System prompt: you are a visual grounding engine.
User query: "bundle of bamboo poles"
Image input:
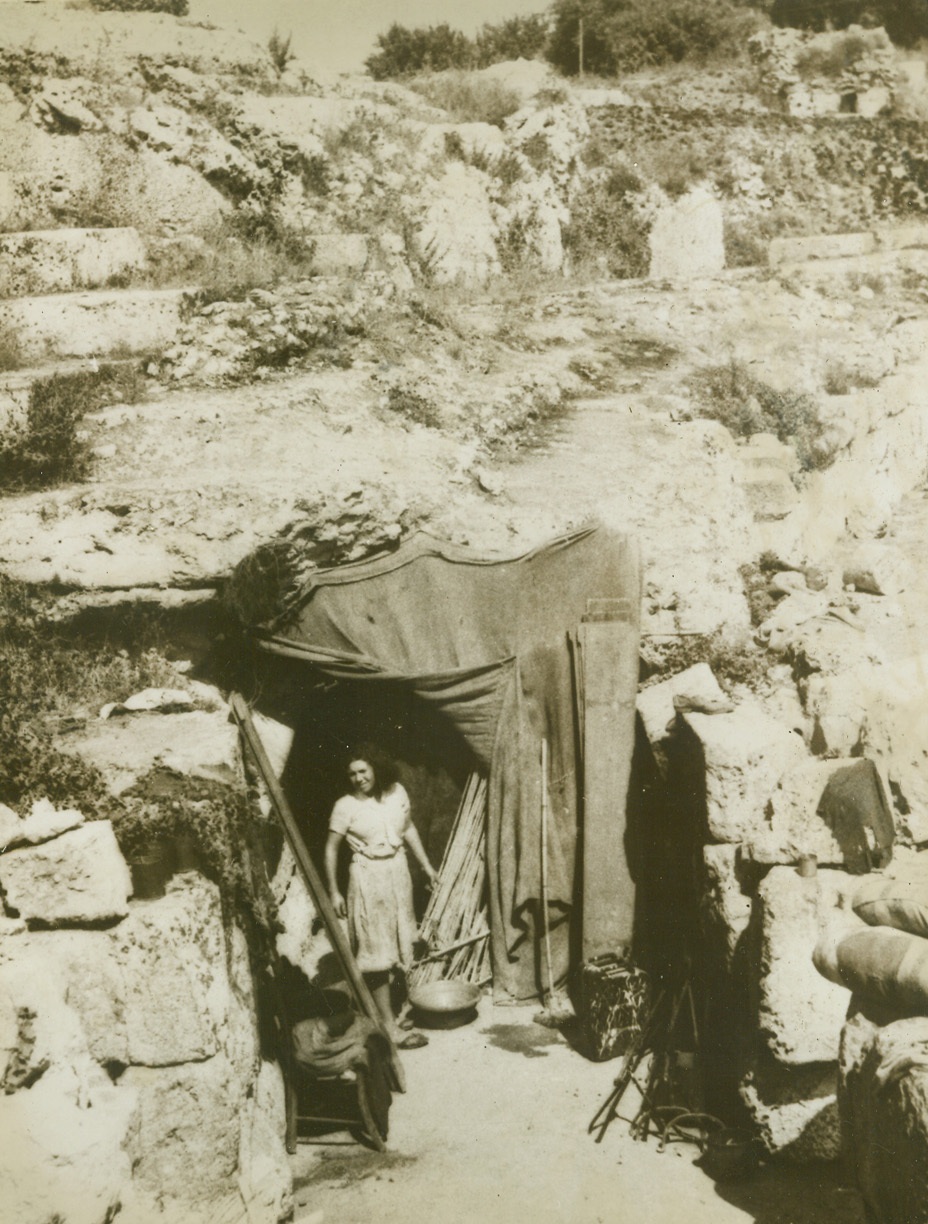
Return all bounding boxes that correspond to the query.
[408,772,491,988]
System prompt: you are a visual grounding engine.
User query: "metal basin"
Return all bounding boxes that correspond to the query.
[408,980,482,1029]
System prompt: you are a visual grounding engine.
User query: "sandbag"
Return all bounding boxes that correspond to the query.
[855,861,928,938]
[837,928,928,1016]
[816,759,894,875]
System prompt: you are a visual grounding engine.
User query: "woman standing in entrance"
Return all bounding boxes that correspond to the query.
[325,745,437,1049]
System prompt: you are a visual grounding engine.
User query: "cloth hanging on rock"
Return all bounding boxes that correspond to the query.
[817,759,894,875]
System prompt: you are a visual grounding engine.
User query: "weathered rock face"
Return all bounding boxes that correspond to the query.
[0,830,291,1224]
[840,1012,928,1224]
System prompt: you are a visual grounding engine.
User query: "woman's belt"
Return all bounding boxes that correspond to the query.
[351,845,404,862]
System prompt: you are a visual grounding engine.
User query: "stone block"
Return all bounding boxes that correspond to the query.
[756,865,856,1065]
[769,231,877,268]
[680,703,807,843]
[702,843,752,970]
[0,1068,137,1224]
[739,464,800,522]
[0,288,187,362]
[309,232,369,276]
[113,878,226,1067]
[0,822,131,925]
[238,1059,293,1224]
[648,187,725,281]
[123,1056,242,1208]
[273,842,330,982]
[0,227,147,297]
[638,663,731,749]
[58,709,241,795]
[805,670,869,757]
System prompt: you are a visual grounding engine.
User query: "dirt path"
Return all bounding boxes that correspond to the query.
[291,1002,865,1224]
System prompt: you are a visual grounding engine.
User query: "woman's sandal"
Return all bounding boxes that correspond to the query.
[397,1015,415,1031]
[398,1031,429,1050]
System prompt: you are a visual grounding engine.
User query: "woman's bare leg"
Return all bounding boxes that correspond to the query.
[365,972,396,1036]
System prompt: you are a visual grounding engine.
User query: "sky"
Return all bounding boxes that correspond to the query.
[190,0,543,75]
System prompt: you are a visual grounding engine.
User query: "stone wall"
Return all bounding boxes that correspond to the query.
[0,807,292,1223]
[641,600,928,1161]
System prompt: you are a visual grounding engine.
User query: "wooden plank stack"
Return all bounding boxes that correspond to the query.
[408,772,491,987]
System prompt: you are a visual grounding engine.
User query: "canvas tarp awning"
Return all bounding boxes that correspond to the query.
[259,523,641,1000]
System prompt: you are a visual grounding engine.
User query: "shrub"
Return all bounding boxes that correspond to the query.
[411,73,522,126]
[475,14,550,66]
[547,0,761,76]
[794,28,876,79]
[90,0,188,12]
[366,14,549,79]
[181,213,316,304]
[562,172,651,278]
[386,383,443,428]
[0,324,25,372]
[268,28,295,74]
[0,574,176,815]
[640,628,770,692]
[0,365,146,493]
[366,23,473,79]
[688,359,829,471]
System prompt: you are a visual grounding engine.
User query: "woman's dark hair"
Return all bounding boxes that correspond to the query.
[347,743,398,799]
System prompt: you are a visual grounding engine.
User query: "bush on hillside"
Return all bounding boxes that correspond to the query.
[562,168,651,277]
[474,15,550,67]
[366,23,473,78]
[365,14,549,79]
[771,0,928,46]
[547,0,762,76]
[411,74,523,126]
[0,365,146,493]
[688,359,831,471]
[90,0,188,12]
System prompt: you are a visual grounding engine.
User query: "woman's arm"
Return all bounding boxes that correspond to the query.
[403,824,438,886]
[325,830,347,918]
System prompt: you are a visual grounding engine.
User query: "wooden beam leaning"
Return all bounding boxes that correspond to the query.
[229,692,406,1095]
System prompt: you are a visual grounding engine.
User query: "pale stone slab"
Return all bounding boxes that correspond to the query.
[0,822,131,925]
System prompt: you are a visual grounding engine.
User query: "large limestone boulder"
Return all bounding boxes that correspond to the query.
[756,866,857,1065]
[122,1056,243,1217]
[677,702,807,843]
[840,1012,928,1224]
[648,186,725,281]
[414,161,501,284]
[0,822,131,925]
